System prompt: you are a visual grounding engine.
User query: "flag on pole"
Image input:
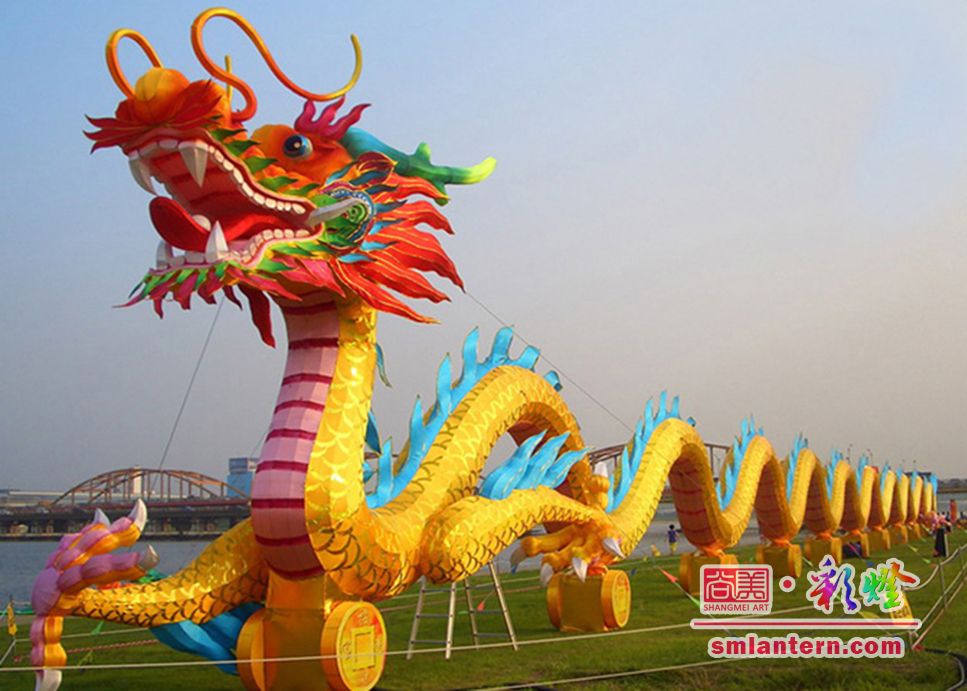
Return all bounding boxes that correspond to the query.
[657,568,701,608]
[6,598,16,637]
[658,568,678,584]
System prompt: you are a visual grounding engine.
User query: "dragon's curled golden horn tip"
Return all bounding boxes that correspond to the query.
[191,6,363,123]
[105,28,164,99]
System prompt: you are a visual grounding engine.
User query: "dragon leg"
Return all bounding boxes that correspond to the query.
[421,474,621,586]
[30,510,267,691]
[30,501,152,691]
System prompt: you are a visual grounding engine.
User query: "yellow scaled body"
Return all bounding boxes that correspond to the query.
[58,304,937,623]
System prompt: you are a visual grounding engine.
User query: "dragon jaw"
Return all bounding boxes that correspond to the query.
[88,67,468,344]
[134,131,321,270]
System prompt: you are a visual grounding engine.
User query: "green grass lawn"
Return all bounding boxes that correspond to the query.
[2,529,965,690]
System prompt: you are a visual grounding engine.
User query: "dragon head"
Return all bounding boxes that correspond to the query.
[87,9,493,345]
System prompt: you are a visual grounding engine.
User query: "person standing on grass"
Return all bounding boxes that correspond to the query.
[667,524,679,555]
[933,513,950,558]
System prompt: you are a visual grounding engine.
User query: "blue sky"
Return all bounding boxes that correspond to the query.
[1,1,966,489]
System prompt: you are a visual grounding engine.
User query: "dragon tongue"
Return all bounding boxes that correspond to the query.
[149,197,209,252]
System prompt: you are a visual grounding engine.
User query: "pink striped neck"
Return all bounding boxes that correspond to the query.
[250,297,340,578]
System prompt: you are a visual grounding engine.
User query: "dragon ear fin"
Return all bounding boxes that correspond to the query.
[238,284,275,347]
[365,410,381,453]
[375,342,391,387]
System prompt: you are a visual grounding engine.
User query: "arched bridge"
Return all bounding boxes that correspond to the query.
[4,446,735,541]
[53,467,246,506]
[1,468,250,540]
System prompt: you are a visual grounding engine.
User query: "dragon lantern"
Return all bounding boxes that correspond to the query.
[29,9,938,691]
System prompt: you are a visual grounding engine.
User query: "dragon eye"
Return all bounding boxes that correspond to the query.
[282,134,313,160]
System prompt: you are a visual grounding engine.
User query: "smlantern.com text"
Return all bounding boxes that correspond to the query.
[708,633,904,659]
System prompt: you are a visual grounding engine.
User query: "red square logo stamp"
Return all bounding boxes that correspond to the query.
[700,564,773,614]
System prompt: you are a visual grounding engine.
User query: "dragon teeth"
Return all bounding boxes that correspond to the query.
[155,241,174,269]
[128,157,156,195]
[128,135,321,267]
[205,221,229,262]
[178,141,208,187]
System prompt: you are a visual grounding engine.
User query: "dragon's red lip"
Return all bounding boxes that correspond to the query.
[149,197,208,251]
[148,197,300,252]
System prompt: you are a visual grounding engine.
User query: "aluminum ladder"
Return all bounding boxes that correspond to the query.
[406,563,518,660]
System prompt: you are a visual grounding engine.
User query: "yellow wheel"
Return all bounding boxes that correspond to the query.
[678,553,693,593]
[601,569,631,630]
[545,573,564,629]
[236,608,266,691]
[787,544,802,578]
[321,601,387,691]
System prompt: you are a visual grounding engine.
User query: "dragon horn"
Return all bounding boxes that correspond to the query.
[105,29,163,99]
[191,8,362,122]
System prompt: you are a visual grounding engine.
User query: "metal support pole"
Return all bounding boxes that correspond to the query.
[444,582,457,660]
[406,578,426,660]
[463,580,480,649]
[489,562,519,651]
[937,557,948,611]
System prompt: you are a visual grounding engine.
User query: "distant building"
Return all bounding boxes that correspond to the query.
[226,457,257,498]
[0,489,63,507]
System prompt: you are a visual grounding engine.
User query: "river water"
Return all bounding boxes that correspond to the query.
[1,502,763,606]
[1,540,212,605]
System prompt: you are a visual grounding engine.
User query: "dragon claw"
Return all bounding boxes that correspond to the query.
[603,536,625,560]
[30,499,151,683]
[540,562,554,588]
[128,498,148,532]
[571,556,588,582]
[593,462,609,478]
[34,669,61,691]
[139,545,160,571]
[509,544,527,570]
